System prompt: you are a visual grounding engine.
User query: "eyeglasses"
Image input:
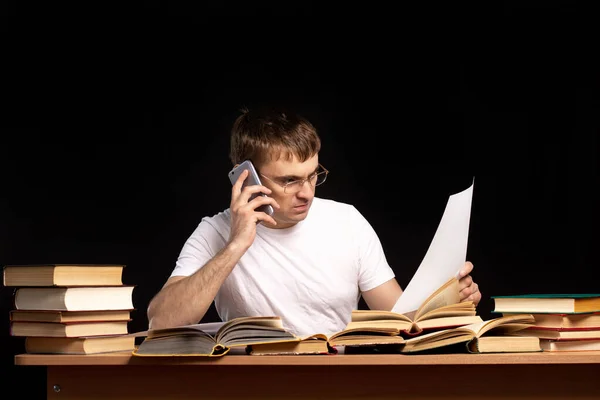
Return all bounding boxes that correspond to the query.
[260,164,329,194]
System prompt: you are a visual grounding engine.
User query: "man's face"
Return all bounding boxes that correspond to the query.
[257,154,320,229]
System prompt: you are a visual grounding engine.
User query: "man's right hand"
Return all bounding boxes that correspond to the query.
[228,169,279,251]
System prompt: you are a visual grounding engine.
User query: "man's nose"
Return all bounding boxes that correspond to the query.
[296,179,314,197]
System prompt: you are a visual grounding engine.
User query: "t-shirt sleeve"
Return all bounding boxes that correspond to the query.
[354,210,396,292]
[170,220,225,278]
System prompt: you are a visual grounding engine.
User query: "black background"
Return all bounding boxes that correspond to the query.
[2,1,598,396]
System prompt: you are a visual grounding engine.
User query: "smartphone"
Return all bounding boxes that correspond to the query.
[228,160,275,216]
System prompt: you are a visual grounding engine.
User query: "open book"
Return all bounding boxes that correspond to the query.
[399,313,540,353]
[249,277,480,354]
[132,316,299,357]
[347,277,481,337]
[248,327,408,355]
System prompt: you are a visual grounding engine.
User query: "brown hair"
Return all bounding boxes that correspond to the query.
[229,106,321,167]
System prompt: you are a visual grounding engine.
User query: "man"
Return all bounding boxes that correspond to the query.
[147,107,481,336]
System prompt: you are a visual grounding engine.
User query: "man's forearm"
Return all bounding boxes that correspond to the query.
[147,243,245,329]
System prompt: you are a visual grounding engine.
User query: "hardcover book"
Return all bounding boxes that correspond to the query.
[132,316,299,357]
[492,294,600,314]
[3,264,125,286]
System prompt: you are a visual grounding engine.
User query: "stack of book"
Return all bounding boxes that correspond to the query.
[492,293,600,352]
[3,263,136,354]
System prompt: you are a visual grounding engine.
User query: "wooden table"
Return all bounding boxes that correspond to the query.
[15,351,600,399]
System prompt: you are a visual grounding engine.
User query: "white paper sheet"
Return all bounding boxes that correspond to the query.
[391,180,474,314]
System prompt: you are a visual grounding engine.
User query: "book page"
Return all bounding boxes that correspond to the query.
[392,180,474,314]
[344,319,413,331]
[476,314,535,337]
[414,277,461,320]
[416,315,483,330]
[217,316,290,344]
[402,323,479,347]
[416,301,476,321]
[350,309,412,322]
[407,316,529,347]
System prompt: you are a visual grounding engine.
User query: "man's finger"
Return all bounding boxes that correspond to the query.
[458,261,474,278]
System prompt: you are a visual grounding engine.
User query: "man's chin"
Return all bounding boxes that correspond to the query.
[284,212,308,223]
[272,210,309,228]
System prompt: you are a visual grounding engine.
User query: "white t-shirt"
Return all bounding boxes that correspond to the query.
[170,197,396,337]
